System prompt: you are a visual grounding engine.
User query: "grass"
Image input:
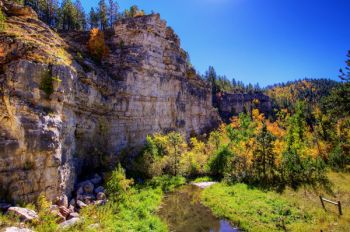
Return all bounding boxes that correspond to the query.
[65,187,167,232]
[201,171,350,232]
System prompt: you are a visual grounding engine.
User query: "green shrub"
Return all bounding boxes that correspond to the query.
[208,145,233,179]
[40,71,61,97]
[106,163,134,200]
[0,8,6,32]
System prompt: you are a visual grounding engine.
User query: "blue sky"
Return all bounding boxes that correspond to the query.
[83,0,350,86]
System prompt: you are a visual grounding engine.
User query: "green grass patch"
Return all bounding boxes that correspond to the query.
[201,172,350,231]
[201,183,310,232]
[66,187,167,232]
[192,176,214,183]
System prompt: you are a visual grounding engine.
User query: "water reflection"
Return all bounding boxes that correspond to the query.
[158,185,239,232]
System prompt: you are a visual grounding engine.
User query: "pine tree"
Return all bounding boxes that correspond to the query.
[253,124,276,184]
[75,0,86,30]
[108,0,118,28]
[61,0,78,30]
[89,7,99,29]
[339,50,350,82]
[98,0,108,30]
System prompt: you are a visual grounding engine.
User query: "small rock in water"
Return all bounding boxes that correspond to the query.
[7,207,39,222]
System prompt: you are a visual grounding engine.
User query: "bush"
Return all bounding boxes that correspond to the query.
[208,146,233,179]
[0,9,5,32]
[106,164,134,200]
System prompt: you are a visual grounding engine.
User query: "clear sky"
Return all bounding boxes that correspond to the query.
[83,0,350,86]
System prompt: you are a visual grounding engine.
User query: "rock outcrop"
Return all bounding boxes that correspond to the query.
[215,92,272,122]
[0,4,219,203]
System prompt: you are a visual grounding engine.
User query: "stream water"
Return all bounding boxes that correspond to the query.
[158,184,239,232]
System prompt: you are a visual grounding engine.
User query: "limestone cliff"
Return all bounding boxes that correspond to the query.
[0,4,219,203]
[214,92,272,122]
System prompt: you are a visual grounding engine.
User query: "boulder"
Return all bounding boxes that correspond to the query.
[94,186,105,194]
[55,194,68,208]
[69,198,76,207]
[96,192,106,201]
[3,2,38,18]
[76,187,84,196]
[94,200,106,206]
[59,217,80,229]
[67,212,80,220]
[90,174,102,185]
[68,204,75,213]
[7,207,38,222]
[0,203,12,212]
[80,181,94,194]
[59,206,70,219]
[49,205,65,222]
[3,227,34,232]
[76,200,87,209]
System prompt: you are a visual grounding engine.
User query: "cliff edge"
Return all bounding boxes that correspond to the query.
[0,4,219,203]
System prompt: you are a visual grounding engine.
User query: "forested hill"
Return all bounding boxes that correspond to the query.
[265,78,339,111]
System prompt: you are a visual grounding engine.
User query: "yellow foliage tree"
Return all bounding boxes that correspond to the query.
[87,28,109,62]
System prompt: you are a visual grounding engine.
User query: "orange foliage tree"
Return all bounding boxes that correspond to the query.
[87,28,109,62]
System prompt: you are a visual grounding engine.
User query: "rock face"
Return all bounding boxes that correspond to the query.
[0,7,219,203]
[215,92,272,122]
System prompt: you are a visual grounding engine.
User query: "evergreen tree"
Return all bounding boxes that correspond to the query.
[98,0,108,30]
[74,0,86,30]
[89,7,99,29]
[339,50,350,82]
[253,124,277,184]
[108,0,118,27]
[61,0,78,30]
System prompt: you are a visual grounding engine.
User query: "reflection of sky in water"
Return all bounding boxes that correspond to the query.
[158,185,240,232]
[217,220,239,232]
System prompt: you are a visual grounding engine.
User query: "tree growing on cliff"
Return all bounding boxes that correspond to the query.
[88,7,99,29]
[98,0,108,30]
[0,8,5,32]
[87,28,109,62]
[74,0,86,30]
[108,0,119,27]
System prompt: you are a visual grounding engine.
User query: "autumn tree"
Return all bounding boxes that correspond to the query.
[87,28,109,62]
[167,132,187,176]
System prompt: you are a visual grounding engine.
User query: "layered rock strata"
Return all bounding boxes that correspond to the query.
[0,6,219,203]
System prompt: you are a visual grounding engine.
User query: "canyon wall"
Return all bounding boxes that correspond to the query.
[215,92,272,122]
[0,7,219,203]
